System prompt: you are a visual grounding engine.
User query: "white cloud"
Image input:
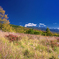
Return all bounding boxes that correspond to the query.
[39,23,46,27]
[57,28,59,30]
[52,27,59,29]
[25,23,37,27]
[47,27,59,30]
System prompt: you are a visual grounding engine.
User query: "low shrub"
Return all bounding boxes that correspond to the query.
[26,29,34,34]
[42,32,47,36]
[50,40,58,50]
[5,34,19,42]
[34,31,41,35]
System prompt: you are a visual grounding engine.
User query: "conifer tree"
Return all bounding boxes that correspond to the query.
[46,27,50,33]
[0,6,10,30]
[46,27,53,36]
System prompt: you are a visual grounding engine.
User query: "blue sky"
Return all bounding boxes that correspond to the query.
[0,0,59,29]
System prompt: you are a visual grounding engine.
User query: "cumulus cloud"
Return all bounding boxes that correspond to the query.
[25,23,37,27]
[39,23,46,27]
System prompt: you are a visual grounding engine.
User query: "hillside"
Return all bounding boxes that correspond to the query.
[10,24,59,34]
[10,24,29,33]
[0,31,59,59]
[8,24,59,37]
[0,24,59,59]
[0,30,59,59]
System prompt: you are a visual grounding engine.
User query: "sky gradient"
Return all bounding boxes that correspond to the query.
[0,0,59,29]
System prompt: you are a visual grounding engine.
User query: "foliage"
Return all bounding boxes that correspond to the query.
[26,29,43,35]
[46,27,53,36]
[53,33,59,37]
[10,24,28,33]
[25,27,54,36]
[42,32,47,36]
[26,29,34,34]
[0,6,16,32]
[47,32,53,36]
[5,34,19,42]
[2,24,14,32]
[46,27,50,33]
[34,30,42,35]
[0,6,10,30]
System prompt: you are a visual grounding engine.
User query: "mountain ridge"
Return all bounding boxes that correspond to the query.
[27,26,59,33]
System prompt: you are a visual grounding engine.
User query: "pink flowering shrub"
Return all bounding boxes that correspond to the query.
[5,34,19,42]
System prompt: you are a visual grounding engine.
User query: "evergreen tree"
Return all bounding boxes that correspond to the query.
[46,27,50,33]
[46,27,53,36]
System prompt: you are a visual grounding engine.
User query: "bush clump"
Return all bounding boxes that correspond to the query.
[50,40,58,50]
[5,34,19,42]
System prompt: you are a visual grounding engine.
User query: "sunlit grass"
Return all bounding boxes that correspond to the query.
[0,35,59,59]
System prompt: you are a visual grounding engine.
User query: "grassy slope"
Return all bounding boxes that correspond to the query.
[10,24,45,36]
[10,24,29,33]
[10,24,59,37]
[0,31,59,59]
[0,24,59,59]
[10,24,42,31]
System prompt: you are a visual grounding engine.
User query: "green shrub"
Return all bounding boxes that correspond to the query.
[42,32,47,36]
[46,32,53,36]
[34,31,40,35]
[26,29,34,34]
